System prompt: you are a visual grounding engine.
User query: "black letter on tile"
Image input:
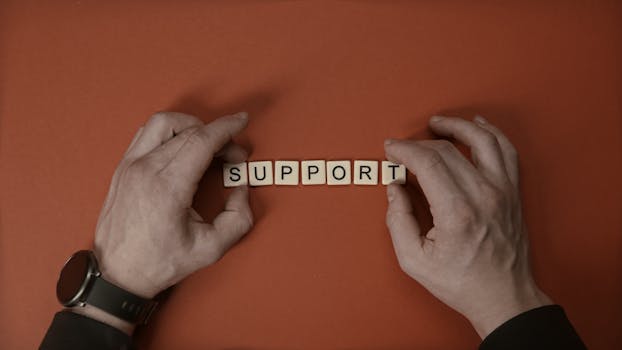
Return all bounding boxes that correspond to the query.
[359,166,372,180]
[388,164,399,179]
[229,167,241,182]
[254,166,267,181]
[281,165,293,180]
[332,166,346,180]
[308,165,319,180]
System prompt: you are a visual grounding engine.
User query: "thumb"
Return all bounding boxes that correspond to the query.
[213,186,254,248]
[192,186,254,265]
[386,184,424,274]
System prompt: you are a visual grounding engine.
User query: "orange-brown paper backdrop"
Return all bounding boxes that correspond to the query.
[1,1,621,349]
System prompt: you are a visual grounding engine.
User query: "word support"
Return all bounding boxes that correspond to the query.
[223,160,406,187]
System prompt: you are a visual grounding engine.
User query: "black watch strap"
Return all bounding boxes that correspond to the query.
[86,277,158,325]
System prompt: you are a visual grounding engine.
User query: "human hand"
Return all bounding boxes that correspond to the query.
[384,115,552,339]
[78,112,253,332]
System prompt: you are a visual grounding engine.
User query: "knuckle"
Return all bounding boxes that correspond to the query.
[190,127,214,147]
[244,211,254,230]
[435,140,454,153]
[420,149,444,170]
[479,131,500,150]
[126,158,155,179]
[234,211,254,234]
[201,125,219,141]
[450,197,477,227]
[121,159,163,194]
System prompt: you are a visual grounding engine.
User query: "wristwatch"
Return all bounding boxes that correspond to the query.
[56,250,158,325]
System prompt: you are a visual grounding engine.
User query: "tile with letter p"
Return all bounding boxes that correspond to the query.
[275,160,299,185]
[301,160,326,185]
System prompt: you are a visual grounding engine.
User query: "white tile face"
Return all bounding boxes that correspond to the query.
[223,162,248,187]
[275,160,299,185]
[382,161,406,185]
[248,161,273,186]
[326,160,351,185]
[301,160,326,185]
[354,160,378,185]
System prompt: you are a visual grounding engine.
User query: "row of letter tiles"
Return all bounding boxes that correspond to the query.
[224,161,406,187]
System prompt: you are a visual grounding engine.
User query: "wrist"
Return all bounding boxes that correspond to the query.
[57,250,160,329]
[94,249,163,299]
[468,284,553,339]
[98,265,160,300]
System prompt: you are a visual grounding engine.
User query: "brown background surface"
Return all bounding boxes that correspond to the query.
[1,1,621,349]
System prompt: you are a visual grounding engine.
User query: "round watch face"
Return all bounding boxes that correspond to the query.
[56,250,95,306]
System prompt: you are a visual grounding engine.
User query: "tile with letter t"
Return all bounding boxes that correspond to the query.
[326,160,351,185]
[248,161,273,186]
[223,162,248,187]
[354,160,378,185]
[301,160,326,185]
[275,160,299,185]
[382,161,406,185]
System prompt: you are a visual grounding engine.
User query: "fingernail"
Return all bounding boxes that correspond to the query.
[474,115,487,124]
[430,115,444,123]
[384,138,396,146]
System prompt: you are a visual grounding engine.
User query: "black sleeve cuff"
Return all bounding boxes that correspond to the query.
[479,305,586,350]
[40,311,134,350]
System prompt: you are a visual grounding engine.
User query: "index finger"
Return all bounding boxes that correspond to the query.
[428,116,508,185]
[155,112,249,195]
[126,112,203,159]
[385,139,466,218]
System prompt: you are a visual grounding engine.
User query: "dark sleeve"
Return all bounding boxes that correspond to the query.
[479,305,586,350]
[40,311,135,350]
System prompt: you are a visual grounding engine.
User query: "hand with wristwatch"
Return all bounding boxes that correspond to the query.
[54,111,253,334]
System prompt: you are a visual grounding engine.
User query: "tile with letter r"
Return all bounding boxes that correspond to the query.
[354,160,378,185]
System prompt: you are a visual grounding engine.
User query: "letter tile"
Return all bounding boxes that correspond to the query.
[301,160,326,185]
[223,162,248,187]
[354,160,378,185]
[326,160,351,185]
[248,161,273,186]
[381,161,406,185]
[275,160,299,185]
